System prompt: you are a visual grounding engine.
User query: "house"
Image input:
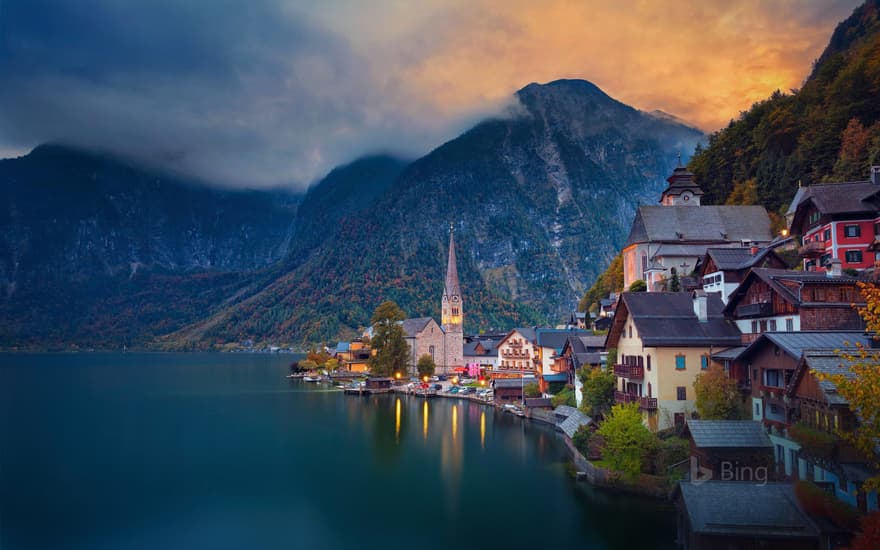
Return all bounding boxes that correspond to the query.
[622,163,773,291]
[534,328,590,392]
[729,331,870,480]
[335,340,372,372]
[787,350,879,512]
[495,328,538,375]
[675,482,820,550]
[787,167,880,272]
[684,420,774,483]
[606,291,742,431]
[492,378,525,404]
[463,339,499,372]
[697,246,788,303]
[364,377,393,393]
[723,266,867,344]
[558,335,605,406]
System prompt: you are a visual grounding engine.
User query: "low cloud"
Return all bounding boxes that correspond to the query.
[0,0,861,188]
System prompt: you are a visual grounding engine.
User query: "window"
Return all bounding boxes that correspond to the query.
[676,386,687,400]
[768,319,777,331]
[820,253,831,267]
[675,355,686,370]
[765,369,782,388]
[646,355,651,371]
[429,345,435,361]
[844,225,861,238]
[641,253,648,278]
[751,320,758,333]
[628,325,632,338]
[786,318,794,331]
[823,229,831,241]
[754,402,760,416]
[845,250,863,263]
[700,355,709,370]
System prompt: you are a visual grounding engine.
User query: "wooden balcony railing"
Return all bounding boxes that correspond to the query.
[735,302,773,318]
[613,364,644,378]
[798,240,825,258]
[614,391,639,405]
[639,397,658,410]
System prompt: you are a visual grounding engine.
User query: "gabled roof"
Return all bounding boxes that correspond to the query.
[724,268,867,313]
[401,317,438,337]
[535,328,589,352]
[463,339,497,357]
[677,482,818,539]
[702,247,784,272]
[790,350,864,406]
[554,405,594,438]
[789,180,879,230]
[493,378,526,389]
[498,327,538,347]
[737,331,870,362]
[659,165,703,199]
[625,205,772,247]
[607,292,741,348]
[686,420,772,448]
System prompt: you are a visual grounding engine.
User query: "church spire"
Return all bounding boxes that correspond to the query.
[441,224,462,330]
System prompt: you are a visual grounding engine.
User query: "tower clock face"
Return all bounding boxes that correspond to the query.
[682,192,691,202]
[452,296,459,303]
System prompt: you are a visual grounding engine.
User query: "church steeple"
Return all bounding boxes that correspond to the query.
[441,225,463,330]
[659,158,703,206]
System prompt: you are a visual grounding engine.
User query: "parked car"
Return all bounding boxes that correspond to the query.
[433,384,442,391]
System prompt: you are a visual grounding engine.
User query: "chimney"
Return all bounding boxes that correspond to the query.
[693,290,708,322]
[872,165,880,186]
[826,258,842,278]
[750,246,759,256]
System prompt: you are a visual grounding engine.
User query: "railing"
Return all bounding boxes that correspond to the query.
[798,240,825,258]
[501,350,530,359]
[614,391,639,404]
[735,302,773,318]
[613,364,644,378]
[639,397,658,410]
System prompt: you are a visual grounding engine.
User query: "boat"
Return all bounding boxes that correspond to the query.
[303,375,320,382]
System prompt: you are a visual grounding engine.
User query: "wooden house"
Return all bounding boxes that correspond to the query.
[697,246,787,303]
[684,420,774,483]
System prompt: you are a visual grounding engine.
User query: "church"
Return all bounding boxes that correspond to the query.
[622,163,773,291]
[401,227,464,375]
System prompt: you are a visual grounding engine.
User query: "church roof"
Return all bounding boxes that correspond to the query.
[401,317,437,337]
[625,205,772,247]
[444,229,461,298]
[659,165,703,199]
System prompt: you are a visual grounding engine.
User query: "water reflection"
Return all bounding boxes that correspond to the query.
[451,404,458,441]
[423,399,429,441]
[395,398,401,443]
[480,410,486,450]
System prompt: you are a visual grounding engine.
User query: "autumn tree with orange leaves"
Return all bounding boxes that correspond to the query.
[816,281,880,492]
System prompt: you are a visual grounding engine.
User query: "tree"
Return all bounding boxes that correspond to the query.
[597,403,655,478]
[324,358,339,372]
[693,364,740,419]
[299,359,318,371]
[524,382,541,398]
[369,301,409,377]
[416,354,436,379]
[815,281,880,492]
[628,280,647,292]
[579,366,616,416]
[667,268,681,292]
[848,512,880,550]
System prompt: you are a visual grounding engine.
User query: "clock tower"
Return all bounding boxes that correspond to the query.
[441,225,464,372]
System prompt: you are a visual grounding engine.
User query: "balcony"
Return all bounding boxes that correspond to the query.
[613,364,644,378]
[614,391,639,404]
[639,397,658,410]
[735,301,773,318]
[501,350,530,359]
[798,240,825,258]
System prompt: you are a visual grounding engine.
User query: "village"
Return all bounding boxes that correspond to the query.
[290,163,880,549]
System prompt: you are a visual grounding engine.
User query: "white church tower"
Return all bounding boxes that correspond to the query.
[441,225,464,372]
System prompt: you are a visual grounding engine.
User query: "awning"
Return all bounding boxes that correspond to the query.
[541,373,568,382]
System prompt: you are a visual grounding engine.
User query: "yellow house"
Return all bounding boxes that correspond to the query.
[605,291,741,431]
[335,340,372,373]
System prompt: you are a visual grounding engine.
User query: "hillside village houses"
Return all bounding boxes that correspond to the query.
[329,163,880,523]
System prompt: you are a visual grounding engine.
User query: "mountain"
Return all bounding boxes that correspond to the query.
[0,145,302,348]
[163,79,703,347]
[689,0,880,212]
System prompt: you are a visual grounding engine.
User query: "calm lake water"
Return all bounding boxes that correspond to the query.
[1,353,674,549]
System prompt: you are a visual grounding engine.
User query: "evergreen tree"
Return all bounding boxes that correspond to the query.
[369,301,409,377]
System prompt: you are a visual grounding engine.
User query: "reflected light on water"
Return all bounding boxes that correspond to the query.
[423,399,429,441]
[452,404,458,441]
[480,410,485,450]
[395,398,401,442]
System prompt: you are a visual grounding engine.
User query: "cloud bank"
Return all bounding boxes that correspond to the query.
[0,0,861,187]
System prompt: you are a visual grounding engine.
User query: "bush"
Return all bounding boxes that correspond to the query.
[552,386,576,407]
[849,512,880,550]
[524,382,541,398]
[794,480,860,530]
[597,403,656,479]
[572,425,591,457]
[649,437,690,475]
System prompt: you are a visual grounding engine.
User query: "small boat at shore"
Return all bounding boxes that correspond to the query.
[303,375,320,382]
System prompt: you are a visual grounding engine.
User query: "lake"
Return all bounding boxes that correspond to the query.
[0,353,674,549]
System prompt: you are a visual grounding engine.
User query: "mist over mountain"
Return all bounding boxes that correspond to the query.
[1,79,702,349]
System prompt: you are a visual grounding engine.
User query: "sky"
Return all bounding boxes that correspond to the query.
[0,0,864,188]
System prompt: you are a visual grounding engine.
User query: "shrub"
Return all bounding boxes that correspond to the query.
[552,386,576,407]
[789,423,837,460]
[794,480,860,531]
[572,425,591,457]
[524,382,541,398]
[597,403,656,479]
